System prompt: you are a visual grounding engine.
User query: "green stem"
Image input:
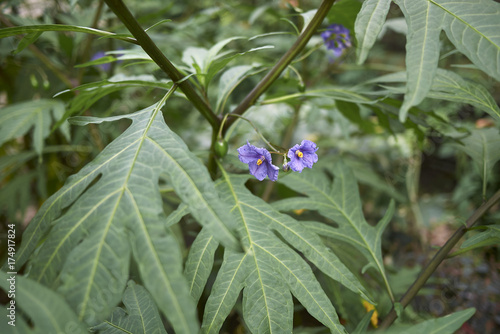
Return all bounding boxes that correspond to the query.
[380,188,500,329]
[103,0,219,129]
[77,0,105,84]
[224,0,336,132]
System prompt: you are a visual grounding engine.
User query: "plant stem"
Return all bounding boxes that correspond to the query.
[223,0,336,132]
[380,188,500,329]
[77,0,105,84]
[103,0,219,129]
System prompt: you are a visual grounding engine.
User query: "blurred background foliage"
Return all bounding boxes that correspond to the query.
[0,0,499,332]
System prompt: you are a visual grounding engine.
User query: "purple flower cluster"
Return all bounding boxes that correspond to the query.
[321,24,351,58]
[238,140,318,181]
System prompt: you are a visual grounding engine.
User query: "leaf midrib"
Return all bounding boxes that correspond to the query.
[219,170,274,332]
[79,94,166,321]
[126,187,189,333]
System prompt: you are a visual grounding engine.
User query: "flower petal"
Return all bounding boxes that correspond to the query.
[249,162,268,181]
[267,163,280,181]
[288,156,304,172]
[300,140,318,152]
[238,142,260,164]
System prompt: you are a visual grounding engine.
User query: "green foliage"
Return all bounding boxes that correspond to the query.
[380,308,475,334]
[0,24,137,45]
[200,167,373,333]
[92,280,167,334]
[0,270,87,334]
[273,162,395,300]
[1,0,499,333]
[0,99,69,157]
[459,225,500,253]
[452,128,500,196]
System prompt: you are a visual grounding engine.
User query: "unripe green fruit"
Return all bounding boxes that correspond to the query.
[214,139,228,158]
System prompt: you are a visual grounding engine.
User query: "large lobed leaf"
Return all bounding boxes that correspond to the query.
[394,0,445,121]
[273,161,395,301]
[198,166,374,334]
[361,0,500,120]
[438,0,500,82]
[8,92,239,333]
[369,69,500,122]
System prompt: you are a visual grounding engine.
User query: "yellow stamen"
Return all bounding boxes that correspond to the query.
[257,159,263,166]
[296,150,303,158]
[257,156,265,166]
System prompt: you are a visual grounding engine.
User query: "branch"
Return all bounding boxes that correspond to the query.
[380,188,500,329]
[103,0,219,129]
[223,0,336,132]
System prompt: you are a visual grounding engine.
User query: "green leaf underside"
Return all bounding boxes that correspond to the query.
[426,70,500,121]
[272,161,394,301]
[395,0,444,121]
[0,271,87,334]
[0,307,33,334]
[11,94,238,332]
[53,75,173,130]
[460,226,500,253]
[355,0,392,65]
[437,0,500,81]
[452,128,500,196]
[370,69,500,121]
[384,308,475,334]
[393,0,500,121]
[92,281,167,334]
[0,99,69,156]
[201,167,371,333]
[184,227,218,304]
[216,65,260,114]
[0,24,137,44]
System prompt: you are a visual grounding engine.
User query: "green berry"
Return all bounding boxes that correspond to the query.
[214,139,228,158]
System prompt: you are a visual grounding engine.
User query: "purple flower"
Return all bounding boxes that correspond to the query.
[90,51,112,71]
[287,140,318,172]
[321,24,351,58]
[238,142,279,181]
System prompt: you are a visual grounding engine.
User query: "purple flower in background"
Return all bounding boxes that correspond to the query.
[238,142,279,181]
[287,140,318,172]
[90,51,112,71]
[321,24,351,58]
